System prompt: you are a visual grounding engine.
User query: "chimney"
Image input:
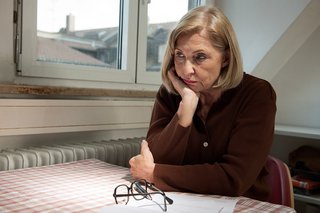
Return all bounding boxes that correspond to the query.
[66,14,75,32]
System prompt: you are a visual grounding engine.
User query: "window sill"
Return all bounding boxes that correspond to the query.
[0,84,157,99]
[275,125,320,140]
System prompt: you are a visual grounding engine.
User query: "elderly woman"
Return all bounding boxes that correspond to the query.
[129,5,276,202]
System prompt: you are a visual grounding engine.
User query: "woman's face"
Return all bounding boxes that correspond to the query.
[173,31,227,93]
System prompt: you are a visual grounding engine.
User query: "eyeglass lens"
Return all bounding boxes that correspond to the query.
[132,180,152,200]
[114,184,130,204]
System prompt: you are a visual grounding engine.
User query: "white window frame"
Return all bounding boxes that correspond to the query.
[16,0,207,86]
[18,0,138,83]
[136,0,208,85]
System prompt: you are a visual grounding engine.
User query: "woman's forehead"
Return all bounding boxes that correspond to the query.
[175,31,211,48]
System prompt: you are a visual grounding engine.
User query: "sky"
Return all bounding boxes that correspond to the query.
[37,0,189,32]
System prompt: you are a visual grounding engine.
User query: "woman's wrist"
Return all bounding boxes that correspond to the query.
[178,115,193,127]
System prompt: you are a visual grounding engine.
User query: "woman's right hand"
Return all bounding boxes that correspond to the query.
[168,69,199,127]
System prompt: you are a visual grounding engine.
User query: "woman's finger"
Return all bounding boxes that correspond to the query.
[168,69,186,95]
[141,140,154,163]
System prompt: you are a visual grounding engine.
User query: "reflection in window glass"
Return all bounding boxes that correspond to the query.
[37,0,120,69]
[146,0,188,72]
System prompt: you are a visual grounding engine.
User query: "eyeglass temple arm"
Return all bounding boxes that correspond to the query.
[164,195,174,204]
[148,183,173,205]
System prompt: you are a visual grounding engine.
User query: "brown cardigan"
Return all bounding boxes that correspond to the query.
[146,73,277,201]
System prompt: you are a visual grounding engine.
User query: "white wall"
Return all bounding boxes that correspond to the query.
[215,0,311,73]
[0,99,153,136]
[272,26,320,129]
[0,99,153,149]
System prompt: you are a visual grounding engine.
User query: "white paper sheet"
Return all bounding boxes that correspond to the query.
[101,192,238,213]
[100,205,159,213]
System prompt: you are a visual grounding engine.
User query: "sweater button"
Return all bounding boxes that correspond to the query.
[203,141,208,147]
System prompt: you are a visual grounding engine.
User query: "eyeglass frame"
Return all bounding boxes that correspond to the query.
[113,179,173,212]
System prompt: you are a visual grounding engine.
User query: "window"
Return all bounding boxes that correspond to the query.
[15,0,205,86]
[137,0,190,84]
[37,0,121,69]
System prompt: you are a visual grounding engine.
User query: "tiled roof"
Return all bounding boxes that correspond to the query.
[37,36,107,66]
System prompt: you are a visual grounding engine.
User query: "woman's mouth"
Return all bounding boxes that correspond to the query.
[183,79,197,86]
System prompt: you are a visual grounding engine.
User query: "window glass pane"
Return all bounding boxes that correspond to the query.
[146,0,189,72]
[37,0,120,69]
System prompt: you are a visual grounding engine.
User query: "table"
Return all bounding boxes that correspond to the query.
[0,159,296,212]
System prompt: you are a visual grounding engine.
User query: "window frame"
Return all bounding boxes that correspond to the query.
[16,0,206,87]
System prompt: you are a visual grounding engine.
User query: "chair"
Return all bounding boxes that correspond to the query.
[265,155,295,208]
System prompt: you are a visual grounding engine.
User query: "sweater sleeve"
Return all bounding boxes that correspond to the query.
[151,80,277,199]
[146,86,193,164]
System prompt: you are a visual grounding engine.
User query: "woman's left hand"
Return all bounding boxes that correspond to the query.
[168,69,200,127]
[129,140,155,182]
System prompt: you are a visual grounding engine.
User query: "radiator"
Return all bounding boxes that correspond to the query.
[0,137,142,171]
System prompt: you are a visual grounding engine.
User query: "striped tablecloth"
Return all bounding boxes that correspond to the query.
[0,159,296,212]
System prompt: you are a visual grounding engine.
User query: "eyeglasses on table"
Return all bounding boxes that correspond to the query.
[113,179,173,212]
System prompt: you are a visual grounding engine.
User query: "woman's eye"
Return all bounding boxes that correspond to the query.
[194,53,207,62]
[175,52,185,61]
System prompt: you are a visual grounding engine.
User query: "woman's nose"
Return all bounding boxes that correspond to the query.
[183,60,195,76]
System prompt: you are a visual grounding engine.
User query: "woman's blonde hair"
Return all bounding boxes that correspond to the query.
[161,6,243,93]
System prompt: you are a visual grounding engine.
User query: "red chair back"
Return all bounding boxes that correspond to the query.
[265,155,294,208]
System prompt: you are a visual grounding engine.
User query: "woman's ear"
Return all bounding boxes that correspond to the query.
[222,49,230,68]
